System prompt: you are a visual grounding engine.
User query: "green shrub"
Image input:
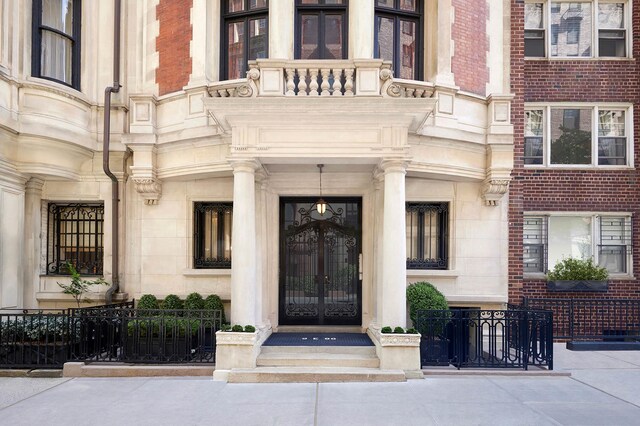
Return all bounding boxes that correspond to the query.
[381,326,393,334]
[547,257,609,281]
[393,326,405,334]
[162,294,183,310]
[184,292,205,310]
[244,325,256,333]
[406,281,449,325]
[137,294,160,311]
[406,328,418,334]
[204,294,226,324]
[221,324,231,332]
[231,324,244,332]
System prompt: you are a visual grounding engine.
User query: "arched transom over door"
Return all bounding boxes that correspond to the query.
[279,198,361,326]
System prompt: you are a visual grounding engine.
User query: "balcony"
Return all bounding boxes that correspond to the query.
[207,59,435,99]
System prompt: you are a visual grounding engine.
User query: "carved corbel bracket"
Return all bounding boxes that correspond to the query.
[132,176,162,206]
[482,179,510,206]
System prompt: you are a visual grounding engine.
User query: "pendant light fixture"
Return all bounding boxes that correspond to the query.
[316,164,327,215]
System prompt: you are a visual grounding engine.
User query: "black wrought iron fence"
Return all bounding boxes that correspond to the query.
[68,309,222,363]
[0,302,222,368]
[415,308,553,370]
[0,309,71,368]
[523,297,640,342]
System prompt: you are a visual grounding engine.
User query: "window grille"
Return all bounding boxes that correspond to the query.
[47,203,104,275]
[194,202,233,269]
[406,202,448,270]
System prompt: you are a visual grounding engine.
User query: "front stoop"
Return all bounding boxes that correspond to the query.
[228,366,406,383]
[228,344,406,383]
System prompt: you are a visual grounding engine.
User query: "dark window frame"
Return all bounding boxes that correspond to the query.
[406,202,449,270]
[46,202,104,276]
[31,0,82,90]
[194,202,233,269]
[221,0,269,80]
[374,0,423,80]
[295,0,349,60]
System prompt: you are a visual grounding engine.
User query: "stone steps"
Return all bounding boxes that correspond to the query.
[257,352,380,368]
[260,345,376,355]
[228,367,406,383]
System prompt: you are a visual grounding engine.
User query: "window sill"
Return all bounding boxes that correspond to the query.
[407,270,459,278]
[182,269,231,277]
[523,165,634,171]
[525,57,635,62]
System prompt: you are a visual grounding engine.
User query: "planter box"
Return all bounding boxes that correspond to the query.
[123,336,197,362]
[547,280,608,292]
[0,342,70,367]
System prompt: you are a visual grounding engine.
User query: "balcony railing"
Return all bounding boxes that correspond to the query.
[208,59,435,99]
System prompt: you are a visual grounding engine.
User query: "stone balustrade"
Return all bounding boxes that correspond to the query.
[207,59,435,99]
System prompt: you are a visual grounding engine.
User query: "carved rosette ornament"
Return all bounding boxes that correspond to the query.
[132,177,162,205]
[482,179,510,206]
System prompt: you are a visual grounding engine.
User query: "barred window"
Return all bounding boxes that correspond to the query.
[406,203,448,270]
[523,214,632,274]
[47,203,104,275]
[194,202,233,269]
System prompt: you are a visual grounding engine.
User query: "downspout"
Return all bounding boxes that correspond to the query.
[103,0,122,304]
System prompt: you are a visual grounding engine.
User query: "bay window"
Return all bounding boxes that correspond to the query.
[32,0,82,89]
[222,0,268,80]
[374,0,422,80]
[295,0,348,60]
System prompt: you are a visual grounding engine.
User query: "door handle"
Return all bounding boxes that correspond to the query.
[359,253,363,280]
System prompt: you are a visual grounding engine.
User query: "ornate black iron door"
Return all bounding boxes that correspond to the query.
[279,198,361,326]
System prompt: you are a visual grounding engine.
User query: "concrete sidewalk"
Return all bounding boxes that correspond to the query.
[1,344,640,425]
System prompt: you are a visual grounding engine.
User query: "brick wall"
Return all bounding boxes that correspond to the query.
[509,1,640,303]
[451,0,488,95]
[156,0,193,96]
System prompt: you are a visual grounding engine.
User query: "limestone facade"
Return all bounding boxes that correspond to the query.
[0,1,513,332]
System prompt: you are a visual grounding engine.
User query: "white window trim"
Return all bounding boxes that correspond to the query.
[524,103,634,169]
[524,211,634,279]
[524,0,632,59]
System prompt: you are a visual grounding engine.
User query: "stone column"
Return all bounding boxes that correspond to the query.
[373,171,384,326]
[23,178,44,309]
[230,160,259,326]
[254,170,268,328]
[380,160,407,328]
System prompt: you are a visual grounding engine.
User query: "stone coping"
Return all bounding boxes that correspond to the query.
[367,327,421,347]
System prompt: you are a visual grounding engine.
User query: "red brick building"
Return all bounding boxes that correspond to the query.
[510,0,640,302]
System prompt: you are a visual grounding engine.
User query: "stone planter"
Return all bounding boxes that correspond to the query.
[547,280,608,292]
[367,327,422,378]
[214,328,271,381]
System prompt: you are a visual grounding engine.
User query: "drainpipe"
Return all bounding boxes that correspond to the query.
[103,0,122,304]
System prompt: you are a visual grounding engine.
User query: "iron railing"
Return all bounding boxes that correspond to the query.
[0,302,222,368]
[69,309,222,364]
[415,308,553,370]
[0,309,72,369]
[523,297,640,342]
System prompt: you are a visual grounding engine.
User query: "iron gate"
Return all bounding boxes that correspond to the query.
[279,198,361,325]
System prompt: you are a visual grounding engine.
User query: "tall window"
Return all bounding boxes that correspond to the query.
[194,202,233,269]
[47,203,103,275]
[523,214,632,274]
[525,1,627,58]
[374,0,422,80]
[222,0,268,80]
[295,0,348,60]
[524,105,631,166]
[32,0,82,89]
[406,203,449,270]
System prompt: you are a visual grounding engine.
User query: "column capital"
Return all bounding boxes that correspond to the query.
[229,159,262,174]
[378,159,408,175]
[25,177,45,193]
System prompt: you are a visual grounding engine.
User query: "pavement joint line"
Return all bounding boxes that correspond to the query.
[313,382,319,426]
[0,377,71,412]
[568,375,640,410]
[598,353,640,368]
